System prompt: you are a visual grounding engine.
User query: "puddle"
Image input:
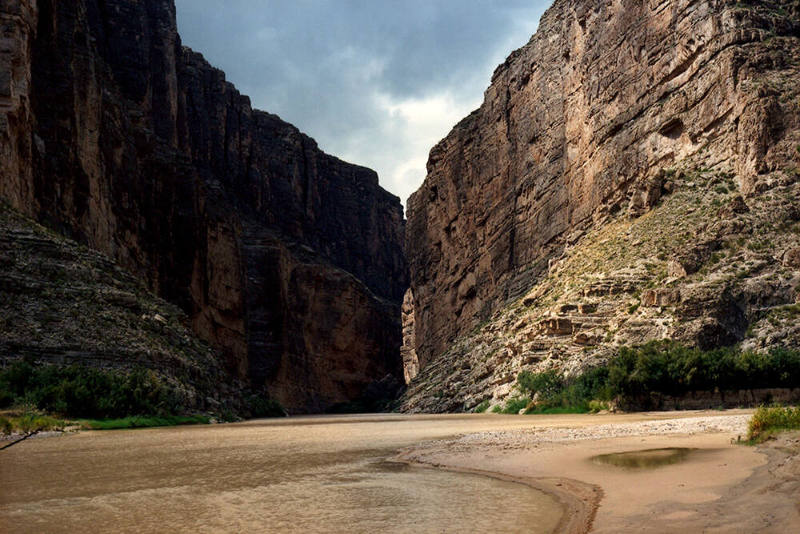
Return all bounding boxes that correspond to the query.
[592,447,695,469]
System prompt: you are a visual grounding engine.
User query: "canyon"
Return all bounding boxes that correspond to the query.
[0,0,406,413]
[402,0,800,411]
[1,0,799,416]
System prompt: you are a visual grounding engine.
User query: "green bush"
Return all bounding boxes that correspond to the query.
[510,341,800,413]
[606,341,800,400]
[474,399,490,413]
[517,366,611,413]
[0,416,13,435]
[0,411,67,434]
[499,397,531,414]
[747,405,800,442]
[0,360,182,419]
[518,370,564,404]
[245,394,286,418]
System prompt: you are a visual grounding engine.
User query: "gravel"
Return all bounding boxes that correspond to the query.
[418,414,751,452]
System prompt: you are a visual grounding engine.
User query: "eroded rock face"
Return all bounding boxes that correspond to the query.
[406,0,800,372]
[0,203,243,414]
[0,0,406,412]
[400,288,419,383]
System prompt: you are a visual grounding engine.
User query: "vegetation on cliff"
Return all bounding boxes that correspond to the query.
[0,359,287,435]
[0,204,289,427]
[405,165,800,413]
[487,341,800,414]
[0,359,183,419]
[1,0,406,414]
[401,0,800,414]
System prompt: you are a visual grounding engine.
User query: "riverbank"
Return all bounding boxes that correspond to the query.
[396,409,800,532]
[0,412,213,445]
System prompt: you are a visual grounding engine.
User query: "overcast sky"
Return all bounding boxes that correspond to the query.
[174,1,550,205]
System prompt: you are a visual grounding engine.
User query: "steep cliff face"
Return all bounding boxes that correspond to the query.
[0,202,241,413]
[0,0,406,413]
[404,0,800,411]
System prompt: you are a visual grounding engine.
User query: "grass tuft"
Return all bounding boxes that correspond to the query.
[0,410,67,435]
[747,405,800,443]
[80,414,210,430]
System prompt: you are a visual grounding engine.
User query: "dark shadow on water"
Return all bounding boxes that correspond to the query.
[592,447,695,469]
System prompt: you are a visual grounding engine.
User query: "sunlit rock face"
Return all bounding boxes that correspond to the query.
[403,0,800,411]
[0,0,407,413]
[401,288,419,383]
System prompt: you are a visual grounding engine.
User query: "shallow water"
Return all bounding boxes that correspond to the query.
[0,414,562,533]
[592,447,695,469]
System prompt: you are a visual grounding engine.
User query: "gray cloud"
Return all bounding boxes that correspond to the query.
[174,0,550,205]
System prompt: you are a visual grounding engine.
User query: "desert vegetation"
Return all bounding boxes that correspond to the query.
[0,410,67,436]
[487,341,800,414]
[747,405,800,443]
[0,359,184,419]
[0,359,287,434]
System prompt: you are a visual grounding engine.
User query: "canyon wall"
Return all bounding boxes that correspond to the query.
[0,0,406,412]
[404,0,800,410]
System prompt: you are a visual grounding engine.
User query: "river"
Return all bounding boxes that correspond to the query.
[1,414,563,533]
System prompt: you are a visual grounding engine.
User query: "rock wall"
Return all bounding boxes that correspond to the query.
[0,203,242,414]
[0,0,406,413]
[405,0,800,371]
[400,288,419,383]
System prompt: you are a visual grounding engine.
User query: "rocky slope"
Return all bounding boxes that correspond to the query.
[0,0,406,412]
[0,202,240,413]
[403,0,800,411]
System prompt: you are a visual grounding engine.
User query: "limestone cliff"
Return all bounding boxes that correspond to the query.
[0,0,406,413]
[403,0,800,411]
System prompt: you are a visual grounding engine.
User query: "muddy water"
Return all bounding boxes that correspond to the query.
[0,414,563,533]
[592,447,695,469]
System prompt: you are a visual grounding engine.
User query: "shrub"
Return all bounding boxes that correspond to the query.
[500,397,531,414]
[588,400,609,413]
[474,399,490,413]
[0,411,67,434]
[0,360,182,419]
[245,394,286,418]
[518,370,564,404]
[606,341,800,398]
[747,405,800,442]
[517,366,611,413]
[0,416,12,435]
[510,342,800,414]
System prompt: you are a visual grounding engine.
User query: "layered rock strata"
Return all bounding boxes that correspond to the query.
[0,0,406,412]
[403,0,800,410]
[0,203,239,412]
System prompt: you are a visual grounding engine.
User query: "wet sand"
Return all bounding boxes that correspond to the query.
[397,409,800,533]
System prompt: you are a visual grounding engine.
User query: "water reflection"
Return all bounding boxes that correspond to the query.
[592,447,694,469]
[1,414,563,533]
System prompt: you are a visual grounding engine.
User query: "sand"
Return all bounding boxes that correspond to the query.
[396,410,800,533]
